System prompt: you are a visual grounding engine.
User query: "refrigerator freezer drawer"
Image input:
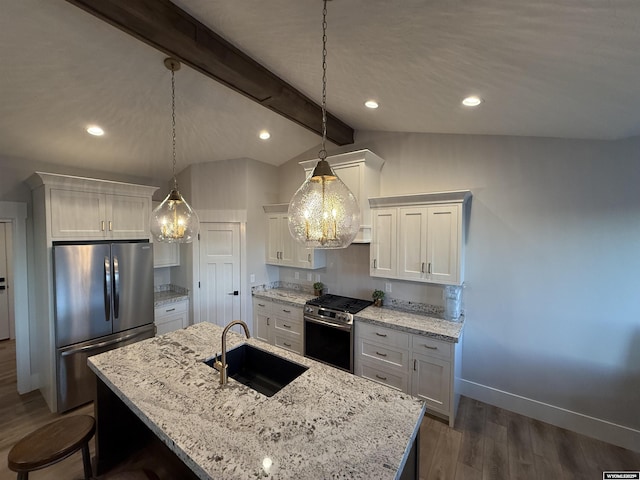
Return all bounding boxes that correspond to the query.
[56,324,154,412]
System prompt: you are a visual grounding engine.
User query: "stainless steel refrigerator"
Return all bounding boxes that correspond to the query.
[53,241,155,412]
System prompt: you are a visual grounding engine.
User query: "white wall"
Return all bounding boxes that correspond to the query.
[279,132,640,447]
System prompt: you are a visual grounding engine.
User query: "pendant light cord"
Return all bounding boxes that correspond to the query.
[171,67,178,190]
[319,0,328,161]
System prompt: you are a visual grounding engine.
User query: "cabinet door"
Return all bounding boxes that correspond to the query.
[398,207,428,280]
[253,300,272,344]
[50,189,107,238]
[266,215,282,264]
[107,194,150,239]
[278,215,296,266]
[426,205,460,285]
[153,241,180,268]
[411,352,451,415]
[370,208,397,278]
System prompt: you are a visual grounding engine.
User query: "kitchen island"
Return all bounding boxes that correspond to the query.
[88,322,426,479]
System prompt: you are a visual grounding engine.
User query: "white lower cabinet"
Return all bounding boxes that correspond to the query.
[154,299,189,336]
[354,321,461,427]
[252,298,303,355]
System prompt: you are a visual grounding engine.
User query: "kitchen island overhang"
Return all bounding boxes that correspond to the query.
[88,322,426,479]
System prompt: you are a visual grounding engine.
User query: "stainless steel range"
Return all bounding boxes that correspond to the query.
[303,294,372,373]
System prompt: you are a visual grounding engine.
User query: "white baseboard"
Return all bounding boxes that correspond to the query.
[459,379,640,452]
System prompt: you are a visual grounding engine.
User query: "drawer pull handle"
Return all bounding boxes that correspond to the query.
[375,332,387,338]
[422,344,438,350]
[267,318,270,326]
[165,308,176,313]
[282,309,291,313]
[373,259,377,269]
[413,359,417,371]
[109,220,113,231]
[375,351,388,357]
[283,324,291,329]
[101,220,105,231]
[428,262,432,274]
[258,303,265,307]
[283,342,292,347]
[421,262,425,273]
[375,374,387,381]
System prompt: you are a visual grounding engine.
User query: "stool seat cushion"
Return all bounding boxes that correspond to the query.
[8,415,96,472]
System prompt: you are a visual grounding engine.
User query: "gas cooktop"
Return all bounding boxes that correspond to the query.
[306,294,373,314]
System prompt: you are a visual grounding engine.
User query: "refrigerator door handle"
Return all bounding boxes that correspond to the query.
[113,255,120,319]
[104,256,111,322]
[60,330,149,357]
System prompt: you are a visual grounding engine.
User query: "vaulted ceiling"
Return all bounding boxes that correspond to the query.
[1,0,639,182]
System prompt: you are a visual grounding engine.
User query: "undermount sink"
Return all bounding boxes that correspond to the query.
[204,344,308,397]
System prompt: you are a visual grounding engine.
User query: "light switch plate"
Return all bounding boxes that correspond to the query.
[385,283,392,293]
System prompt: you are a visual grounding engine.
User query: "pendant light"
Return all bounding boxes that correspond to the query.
[288,0,360,249]
[150,58,199,243]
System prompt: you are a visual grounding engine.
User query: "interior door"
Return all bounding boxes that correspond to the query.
[0,223,10,340]
[199,223,241,329]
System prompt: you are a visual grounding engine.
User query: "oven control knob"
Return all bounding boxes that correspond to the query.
[305,306,313,313]
[336,313,346,321]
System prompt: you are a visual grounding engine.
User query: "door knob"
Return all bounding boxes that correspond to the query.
[227,291,239,296]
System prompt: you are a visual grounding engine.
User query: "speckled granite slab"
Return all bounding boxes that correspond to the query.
[252,288,317,307]
[88,322,425,480]
[154,290,189,307]
[355,306,464,343]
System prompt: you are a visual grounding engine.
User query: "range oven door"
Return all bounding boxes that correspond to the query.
[304,316,353,373]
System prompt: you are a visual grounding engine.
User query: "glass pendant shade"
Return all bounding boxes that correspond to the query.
[288,160,360,249]
[151,188,199,243]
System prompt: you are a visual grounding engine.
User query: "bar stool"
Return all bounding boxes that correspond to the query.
[7,414,95,480]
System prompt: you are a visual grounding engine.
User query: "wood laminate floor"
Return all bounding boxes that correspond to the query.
[2,339,639,479]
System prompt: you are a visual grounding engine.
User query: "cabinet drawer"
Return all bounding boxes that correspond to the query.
[274,333,302,355]
[274,316,302,336]
[253,299,271,315]
[359,339,408,370]
[359,362,408,392]
[357,322,409,349]
[411,335,452,361]
[155,300,187,319]
[272,304,301,322]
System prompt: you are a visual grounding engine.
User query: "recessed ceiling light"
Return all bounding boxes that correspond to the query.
[259,130,271,140]
[86,125,104,136]
[462,96,483,107]
[364,100,379,109]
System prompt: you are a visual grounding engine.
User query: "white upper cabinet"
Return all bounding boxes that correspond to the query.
[28,172,157,241]
[299,149,385,243]
[369,191,470,286]
[263,204,326,269]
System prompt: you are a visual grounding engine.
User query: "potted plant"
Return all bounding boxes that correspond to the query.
[313,282,324,296]
[372,289,385,307]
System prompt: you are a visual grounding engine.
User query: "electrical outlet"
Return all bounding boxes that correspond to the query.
[385,282,392,293]
[294,272,300,280]
[306,273,312,281]
[250,274,255,283]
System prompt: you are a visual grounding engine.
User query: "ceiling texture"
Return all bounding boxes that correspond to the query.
[1,0,640,181]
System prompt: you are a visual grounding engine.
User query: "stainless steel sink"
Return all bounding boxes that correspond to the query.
[205,344,308,397]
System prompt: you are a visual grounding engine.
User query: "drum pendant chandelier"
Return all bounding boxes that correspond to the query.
[288,0,360,249]
[150,58,200,243]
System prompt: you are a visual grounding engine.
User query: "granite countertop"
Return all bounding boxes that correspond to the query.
[254,288,464,343]
[154,290,189,307]
[252,288,317,307]
[88,322,425,480]
[355,306,464,343]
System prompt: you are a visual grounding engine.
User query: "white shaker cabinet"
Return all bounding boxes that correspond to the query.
[369,191,470,286]
[154,299,189,335]
[263,204,326,269]
[252,298,303,355]
[49,189,151,240]
[354,320,462,427]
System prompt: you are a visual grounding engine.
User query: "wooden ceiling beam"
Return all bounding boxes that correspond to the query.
[65,0,355,146]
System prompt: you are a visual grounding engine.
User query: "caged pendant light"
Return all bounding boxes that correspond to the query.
[150,58,200,243]
[288,0,360,249]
